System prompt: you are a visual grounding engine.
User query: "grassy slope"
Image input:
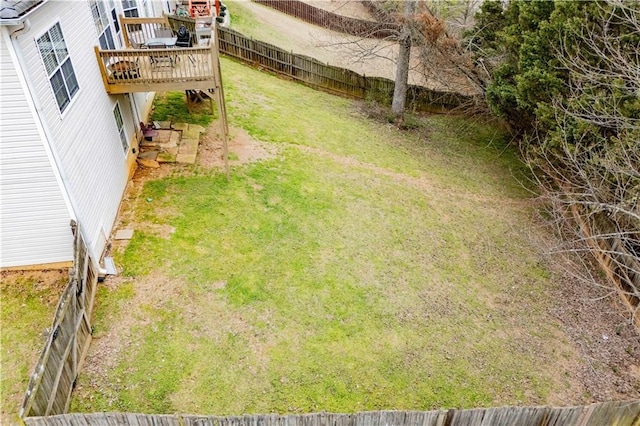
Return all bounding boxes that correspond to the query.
[71,58,575,414]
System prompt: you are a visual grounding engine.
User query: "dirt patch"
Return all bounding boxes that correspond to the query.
[527,225,640,403]
[77,272,187,402]
[199,122,276,169]
[1,269,68,303]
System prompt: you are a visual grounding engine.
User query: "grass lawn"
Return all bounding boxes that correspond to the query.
[1,271,67,424]
[70,58,578,414]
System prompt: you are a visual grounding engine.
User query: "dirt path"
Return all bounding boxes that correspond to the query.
[301,1,375,20]
[230,1,430,87]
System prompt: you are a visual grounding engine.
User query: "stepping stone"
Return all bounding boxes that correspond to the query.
[170,131,181,146]
[188,124,206,134]
[137,158,160,168]
[140,140,160,148]
[138,150,158,160]
[183,128,202,140]
[157,152,177,163]
[157,120,172,129]
[179,138,199,155]
[173,122,188,132]
[114,229,134,240]
[155,130,173,143]
[176,153,197,164]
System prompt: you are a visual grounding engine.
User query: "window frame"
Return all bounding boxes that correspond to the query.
[36,22,79,114]
[113,102,129,154]
[109,0,123,47]
[90,0,116,50]
[122,0,139,18]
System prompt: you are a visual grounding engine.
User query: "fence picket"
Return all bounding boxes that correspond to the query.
[213,26,475,110]
[22,403,640,426]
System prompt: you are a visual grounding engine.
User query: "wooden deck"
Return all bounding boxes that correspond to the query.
[95,45,217,93]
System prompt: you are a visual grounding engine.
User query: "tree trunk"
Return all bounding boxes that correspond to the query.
[391,0,415,118]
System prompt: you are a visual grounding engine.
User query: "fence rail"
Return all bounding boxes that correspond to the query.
[20,221,99,418]
[22,400,640,426]
[215,26,476,111]
[254,0,399,39]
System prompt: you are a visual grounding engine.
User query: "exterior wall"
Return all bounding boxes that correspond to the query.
[11,1,140,259]
[0,27,74,268]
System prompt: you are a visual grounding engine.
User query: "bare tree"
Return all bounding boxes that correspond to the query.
[529,0,640,325]
[391,0,416,117]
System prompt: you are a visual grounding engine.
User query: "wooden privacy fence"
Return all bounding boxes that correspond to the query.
[20,221,99,418]
[254,0,399,39]
[571,207,640,329]
[215,26,476,111]
[22,400,640,426]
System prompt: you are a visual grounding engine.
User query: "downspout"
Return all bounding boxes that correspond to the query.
[7,22,107,275]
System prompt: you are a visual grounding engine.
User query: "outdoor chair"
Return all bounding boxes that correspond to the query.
[175,25,195,65]
[147,42,175,68]
[176,25,193,47]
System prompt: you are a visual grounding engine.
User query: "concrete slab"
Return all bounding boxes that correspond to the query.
[179,138,199,155]
[176,153,197,164]
[155,129,173,143]
[157,120,172,129]
[170,131,181,146]
[189,124,206,134]
[173,122,188,132]
[115,229,134,240]
[157,152,177,163]
[183,128,202,140]
[165,147,179,156]
[138,150,159,160]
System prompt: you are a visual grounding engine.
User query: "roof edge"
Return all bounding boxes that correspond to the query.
[0,0,48,26]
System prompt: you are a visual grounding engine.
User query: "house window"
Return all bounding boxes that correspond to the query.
[122,0,139,17]
[113,103,128,153]
[36,23,79,113]
[90,0,115,49]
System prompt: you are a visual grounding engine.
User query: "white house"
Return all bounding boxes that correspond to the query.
[0,0,177,269]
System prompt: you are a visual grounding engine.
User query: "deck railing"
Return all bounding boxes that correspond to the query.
[120,15,172,48]
[95,45,216,93]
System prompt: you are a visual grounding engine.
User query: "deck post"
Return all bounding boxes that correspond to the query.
[94,46,111,93]
[213,24,230,180]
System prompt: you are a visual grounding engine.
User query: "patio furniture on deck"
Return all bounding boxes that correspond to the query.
[176,25,192,47]
[146,41,177,68]
[155,28,174,38]
[107,60,140,80]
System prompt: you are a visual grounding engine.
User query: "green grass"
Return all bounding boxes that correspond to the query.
[70,58,575,415]
[151,92,214,126]
[1,272,66,424]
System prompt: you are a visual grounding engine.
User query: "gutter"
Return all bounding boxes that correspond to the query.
[0,0,49,26]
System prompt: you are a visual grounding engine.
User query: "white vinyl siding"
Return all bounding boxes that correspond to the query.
[36,23,79,113]
[13,1,150,259]
[1,29,73,268]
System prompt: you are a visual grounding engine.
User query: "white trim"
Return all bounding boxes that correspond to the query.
[113,101,128,154]
[3,26,76,223]
[33,21,81,117]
